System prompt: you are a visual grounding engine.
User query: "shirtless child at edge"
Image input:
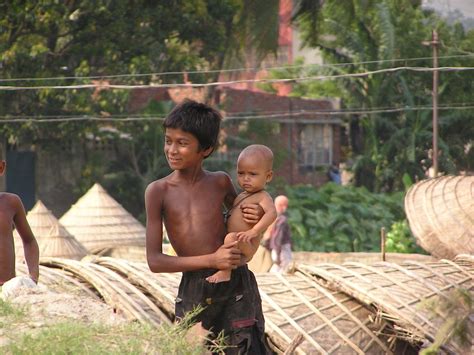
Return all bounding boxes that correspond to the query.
[0,157,39,287]
[145,100,271,354]
[206,144,277,283]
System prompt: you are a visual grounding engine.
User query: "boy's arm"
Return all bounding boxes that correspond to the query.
[238,193,277,242]
[13,196,39,283]
[145,181,241,273]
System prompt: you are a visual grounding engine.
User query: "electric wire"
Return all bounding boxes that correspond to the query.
[1,104,473,123]
[0,66,473,91]
[0,54,473,83]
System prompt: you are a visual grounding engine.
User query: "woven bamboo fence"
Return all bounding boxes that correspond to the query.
[298,257,473,354]
[404,175,474,259]
[14,200,87,260]
[293,252,435,265]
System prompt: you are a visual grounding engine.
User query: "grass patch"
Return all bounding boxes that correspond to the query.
[1,304,227,354]
[0,299,26,328]
[5,322,132,355]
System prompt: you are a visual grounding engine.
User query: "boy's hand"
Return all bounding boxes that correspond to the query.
[213,241,241,269]
[240,203,264,224]
[237,230,259,243]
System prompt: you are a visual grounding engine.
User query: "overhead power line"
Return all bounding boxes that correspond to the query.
[1,101,472,120]
[0,54,473,83]
[1,103,474,123]
[0,66,473,91]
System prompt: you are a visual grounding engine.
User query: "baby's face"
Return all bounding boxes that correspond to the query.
[236,156,272,193]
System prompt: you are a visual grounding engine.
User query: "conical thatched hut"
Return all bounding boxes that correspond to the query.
[59,183,146,253]
[405,175,474,259]
[14,200,88,260]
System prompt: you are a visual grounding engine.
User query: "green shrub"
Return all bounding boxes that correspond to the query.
[386,220,425,254]
[285,183,406,252]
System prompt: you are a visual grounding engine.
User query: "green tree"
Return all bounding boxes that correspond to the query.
[287,0,474,191]
[0,1,281,216]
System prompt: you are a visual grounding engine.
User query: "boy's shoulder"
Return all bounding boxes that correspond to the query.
[0,192,22,204]
[145,175,173,201]
[146,175,170,190]
[145,170,232,194]
[206,170,232,184]
[0,192,22,212]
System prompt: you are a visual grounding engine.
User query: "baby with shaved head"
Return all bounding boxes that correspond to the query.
[206,144,277,283]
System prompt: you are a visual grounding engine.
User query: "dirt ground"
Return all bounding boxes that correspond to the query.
[0,284,126,347]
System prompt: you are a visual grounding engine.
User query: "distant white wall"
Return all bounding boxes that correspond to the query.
[292,28,323,65]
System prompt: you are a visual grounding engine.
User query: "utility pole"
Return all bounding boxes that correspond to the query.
[432,30,439,178]
[423,30,440,177]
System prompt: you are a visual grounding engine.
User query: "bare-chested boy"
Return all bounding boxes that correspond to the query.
[145,100,271,354]
[206,144,277,283]
[0,157,39,287]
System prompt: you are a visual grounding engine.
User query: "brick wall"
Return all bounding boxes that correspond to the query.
[128,86,341,187]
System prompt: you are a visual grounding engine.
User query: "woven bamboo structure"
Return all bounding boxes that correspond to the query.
[40,257,170,326]
[37,257,414,354]
[93,257,410,354]
[16,255,471,353]
[404,175,474,259]
[93,257,180,319]
[256,272,410,354]
[298,257,473,354]
[59,183,146,252]
[16,263,98,299]
[14,200,87,260]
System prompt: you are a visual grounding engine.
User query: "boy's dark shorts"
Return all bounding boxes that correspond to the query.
[175,265,271,354]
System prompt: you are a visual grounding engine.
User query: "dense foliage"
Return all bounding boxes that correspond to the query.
[284,183,408,252]
[0,0,279,217]
[282,0,474,192]
[385,219,425,254]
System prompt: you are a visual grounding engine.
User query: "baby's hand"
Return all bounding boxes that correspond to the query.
[237,229,259,243]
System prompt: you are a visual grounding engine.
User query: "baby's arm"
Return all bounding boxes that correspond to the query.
[13,196,39,283]
[238,192,277,243]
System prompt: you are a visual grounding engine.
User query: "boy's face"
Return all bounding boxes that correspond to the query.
[236,155,272,193]
[0,160,5,176]
[164,128,212,170]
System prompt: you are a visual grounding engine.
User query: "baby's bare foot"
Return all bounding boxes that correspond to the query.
[206,270,231,283]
